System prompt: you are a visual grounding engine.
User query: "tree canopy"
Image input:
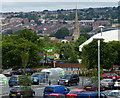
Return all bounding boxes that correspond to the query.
[82,40,120,69]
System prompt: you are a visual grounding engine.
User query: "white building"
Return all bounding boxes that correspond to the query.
[79,29,120,51]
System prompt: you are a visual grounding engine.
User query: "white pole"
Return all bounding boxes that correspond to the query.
[98,40,100,98]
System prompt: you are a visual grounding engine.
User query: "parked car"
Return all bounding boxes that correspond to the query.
[66,89,86,97]
[2,68,13,76]
[48,93,66,98]
[83,82,105,91]
[16,68,34,75]
[9,86,35,98]
[58,74,79,86]
[31,72,48,85]
[43,85,70,98]
[78,91,107,98]
[114,78,120,89]
[0,74,8,86]
[100,79,115,89]
[101,72,120,80]
[8,75,27,87]
[107,90,120,98]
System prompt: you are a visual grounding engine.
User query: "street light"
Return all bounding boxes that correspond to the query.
[99,25,104,36]
[94,36,104,98]
[43,28,46,36]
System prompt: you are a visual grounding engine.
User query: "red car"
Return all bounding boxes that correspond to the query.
[48,93,66,98]
[83,82,105,91]
[101,72,120,80]
[66,89,86,97]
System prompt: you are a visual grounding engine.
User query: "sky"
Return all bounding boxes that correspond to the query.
[1,0,119,12]
[2,0,120,2]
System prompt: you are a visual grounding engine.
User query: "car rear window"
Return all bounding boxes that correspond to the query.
[117,80,120,82]
[44,87,54,92]
[10,77,17,80]
[68,91,79,94]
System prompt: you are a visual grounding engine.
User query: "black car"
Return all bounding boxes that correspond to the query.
[9,86,35,98]
[58,74,79,86]
[16,68,34,75]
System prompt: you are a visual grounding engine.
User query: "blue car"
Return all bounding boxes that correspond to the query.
[8,75,26,87]
[31,72,48,85]
[77,91,107,98]
[43,85,70,98]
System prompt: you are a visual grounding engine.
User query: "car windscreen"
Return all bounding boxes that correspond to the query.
[44,87,54,92]
[108,92,119,97]
[62,75,71,79]
[101,79,112,82]
[68,91,79,94]
[4,69,12,71]
[11,87,21,90]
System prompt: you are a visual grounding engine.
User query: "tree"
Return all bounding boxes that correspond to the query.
[2,29,41,68]
[82,40,120,69]
[60,42,78,63]
[53,27,70,39]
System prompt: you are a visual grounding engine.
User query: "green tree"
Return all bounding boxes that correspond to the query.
[53,27,70,39]
[2,29,41,68]
[82,40,120,69]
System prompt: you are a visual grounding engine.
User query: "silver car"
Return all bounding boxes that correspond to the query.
[107,90,120,98]
[114,79,120,89]
[100,79,115,89]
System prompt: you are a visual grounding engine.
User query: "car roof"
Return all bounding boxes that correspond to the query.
[45,85,65,88]
[102,78,113,80]
[49,93,64,95]
[78,91,103,95]
[110,90,120,92]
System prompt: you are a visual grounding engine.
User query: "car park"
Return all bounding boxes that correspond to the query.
[58,74,79,86]
[100,79,115,89]
[83,82,105,91]
[2,68,14,76]
[66,89,86,97]
[48,93,66,98]
[9,86,35,98]
[78,91,107,98]
[101,72,120,80]
[43,85,70,98]
[114,78,120,89]
[107,90,120,98]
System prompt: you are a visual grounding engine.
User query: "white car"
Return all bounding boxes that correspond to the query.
[107,90,120,98]
[114,79,120,89]
[2,68,13,76]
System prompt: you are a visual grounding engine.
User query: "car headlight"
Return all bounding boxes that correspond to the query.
[65,80,68,82]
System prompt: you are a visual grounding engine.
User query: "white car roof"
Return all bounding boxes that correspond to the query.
[110,90,120,92]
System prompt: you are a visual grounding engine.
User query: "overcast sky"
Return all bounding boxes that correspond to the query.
[2,0,120,2]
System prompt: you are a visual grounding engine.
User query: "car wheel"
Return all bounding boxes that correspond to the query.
[9,85,13,87]
[20,95,23,98]
[68,82,71,86]
[31,92,35,97]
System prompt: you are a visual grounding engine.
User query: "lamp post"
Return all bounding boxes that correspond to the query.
[43,28,46,37]
[99,25,104,36]
[94,36,104,98]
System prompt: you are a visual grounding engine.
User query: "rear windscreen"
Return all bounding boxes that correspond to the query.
[44,87,54,92]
